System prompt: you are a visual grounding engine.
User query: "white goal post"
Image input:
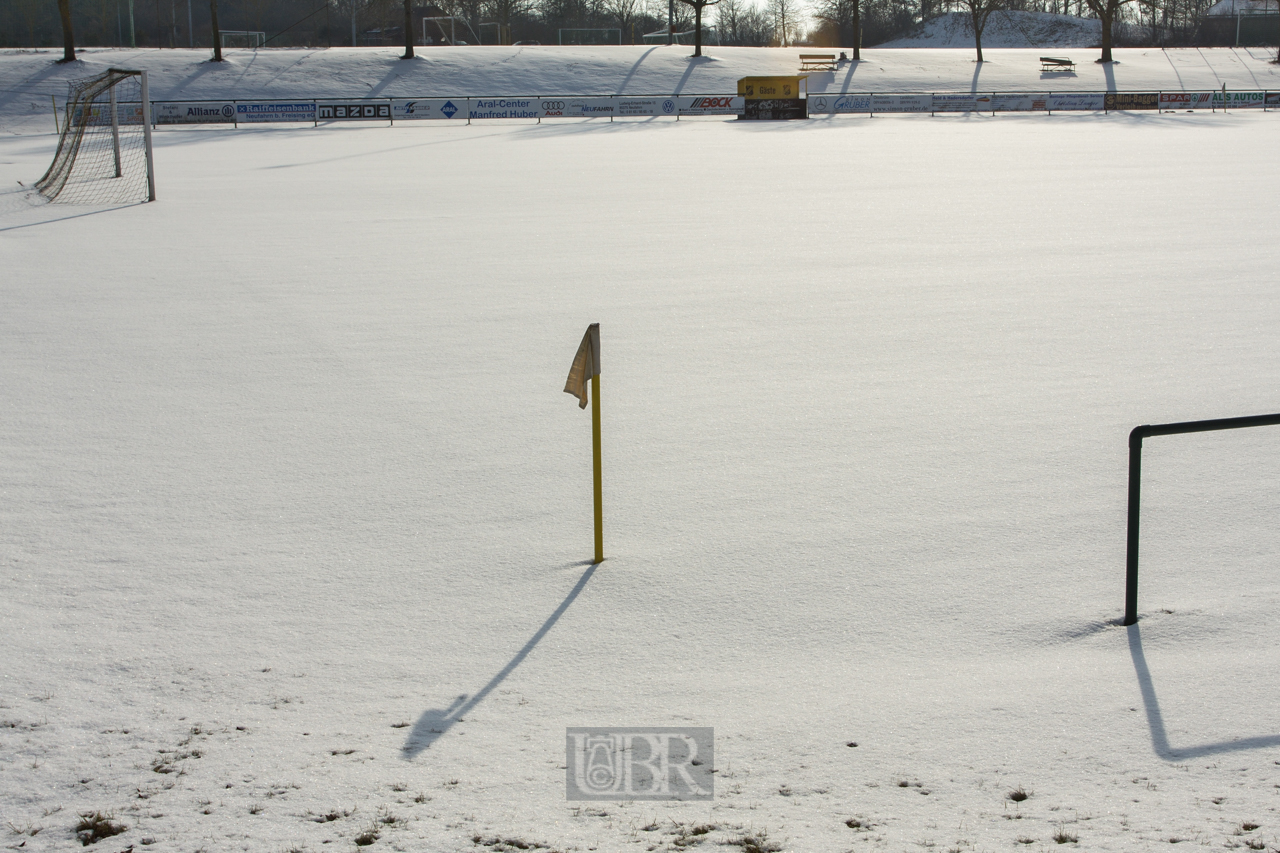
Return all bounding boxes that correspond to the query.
[37,68,155,205]
[220,30,267,47]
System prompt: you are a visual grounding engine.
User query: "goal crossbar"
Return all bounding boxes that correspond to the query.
[1124,412,1280,626]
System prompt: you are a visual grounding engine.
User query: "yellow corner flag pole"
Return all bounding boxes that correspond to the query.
[591,373,603,564]
[564,323,603,563]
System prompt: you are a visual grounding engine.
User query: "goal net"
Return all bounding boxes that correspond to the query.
[37,68,155,205]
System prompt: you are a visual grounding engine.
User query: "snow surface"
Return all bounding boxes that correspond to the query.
[876,11,1101,48]
[4,46,1280,853]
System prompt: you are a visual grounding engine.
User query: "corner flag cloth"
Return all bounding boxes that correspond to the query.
[564,323,600,409]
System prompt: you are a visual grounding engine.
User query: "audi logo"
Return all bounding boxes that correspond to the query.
[541,101,566,110]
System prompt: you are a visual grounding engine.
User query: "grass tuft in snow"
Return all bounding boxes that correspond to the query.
[727,830,782,853]
[471,835,552,850]
[74,812,126,846]
[1007,786,1030,803]
[1053,825,1078,844]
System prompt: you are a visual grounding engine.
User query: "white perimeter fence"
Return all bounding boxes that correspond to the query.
[149,90,1280,125]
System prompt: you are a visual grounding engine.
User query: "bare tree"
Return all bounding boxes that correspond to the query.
[1083,0,1132,61]
[961,0,1000,60]
[677,0,718,53]
[813,0,860,57]
[57,0,76,61]
[210,0,223,59]
[485,0,530,43]
[768,0,798,45]
[605,0,642,40]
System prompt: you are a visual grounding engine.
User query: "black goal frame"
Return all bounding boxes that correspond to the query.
[1124,412,1280,626]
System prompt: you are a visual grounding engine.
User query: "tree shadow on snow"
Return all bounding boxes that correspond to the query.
[401,561,599,758]
[1128,623,1280,760]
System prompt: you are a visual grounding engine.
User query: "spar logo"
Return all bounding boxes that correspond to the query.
[441,100,458,118]
[688,97,734,110]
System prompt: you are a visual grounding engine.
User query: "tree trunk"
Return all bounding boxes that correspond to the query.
[973,9,983,61]
[852,0,861,59]
[1099,7,1113,61]
[693,3,702,55]
[402,0,414,57]
[210,0,222,60]
[57,0,76,62]
[351,11,357,46]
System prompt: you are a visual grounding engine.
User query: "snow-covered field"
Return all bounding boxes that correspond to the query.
[4,47,1280,853]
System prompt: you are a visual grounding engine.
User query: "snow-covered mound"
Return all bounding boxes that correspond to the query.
[876,10,1102,47]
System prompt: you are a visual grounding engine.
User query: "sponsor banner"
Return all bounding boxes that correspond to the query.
[1046,92,1105,111]
[469,97,541,119]
[871,94,932,113]
[931,93,991,112]
[616,97,678,117]
[676,95,743,115]
[741,98,807,120]
[1214,90,1266,108]
[807,93,872,114]
[537,98,616,118]
[317,101,391,121]
[390,98,467,120]
[153,101,235,124]
[1104,92,1158,110]
[236,102,316,123]
[990,94,1047,111]
[1268,92,1280,107]
[1159,91,1213,109]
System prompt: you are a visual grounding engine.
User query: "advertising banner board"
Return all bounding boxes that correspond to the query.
[154,102,236,124]
[990,94,1047,111]
[1214,91,1266,108]
[871,94,932,113]
[676,95,743,115]
[1104,92,1158,110]
[236,102,317,123]
[317,101,391,121]
[615,97,677,117]
[468,98,541,119]
[931,93,990,112]
[1159,92,1214,109]
[73,104,146,125]
[390,98,468,120]
[1045,92,1105,111]
[1268,92,1280,107]
[537,98,616,118]
[807,94,872,114]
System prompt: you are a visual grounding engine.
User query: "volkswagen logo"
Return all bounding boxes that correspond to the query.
[662,99,675,113]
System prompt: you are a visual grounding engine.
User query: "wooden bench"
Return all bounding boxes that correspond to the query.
[800,53,837,72]
[1040,56,1076,72]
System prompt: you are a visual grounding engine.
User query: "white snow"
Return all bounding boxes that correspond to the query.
[875,10,1102,48]
[3,46,1280,853]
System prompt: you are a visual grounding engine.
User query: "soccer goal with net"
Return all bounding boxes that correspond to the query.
[220,30,267,47]
[558,28,622,44]
[37,68,155,205]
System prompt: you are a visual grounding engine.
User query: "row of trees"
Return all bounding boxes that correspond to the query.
[6,0,1272,57]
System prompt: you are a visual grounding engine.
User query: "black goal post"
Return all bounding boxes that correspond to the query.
[1124,412,1280,626]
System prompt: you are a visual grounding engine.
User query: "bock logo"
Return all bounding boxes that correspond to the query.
[662,99,675,113]
[566,728,713,801]
[689,97,734,110]
[441,100,458,118]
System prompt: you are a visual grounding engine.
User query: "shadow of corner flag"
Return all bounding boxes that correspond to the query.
[564,323,603,564]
